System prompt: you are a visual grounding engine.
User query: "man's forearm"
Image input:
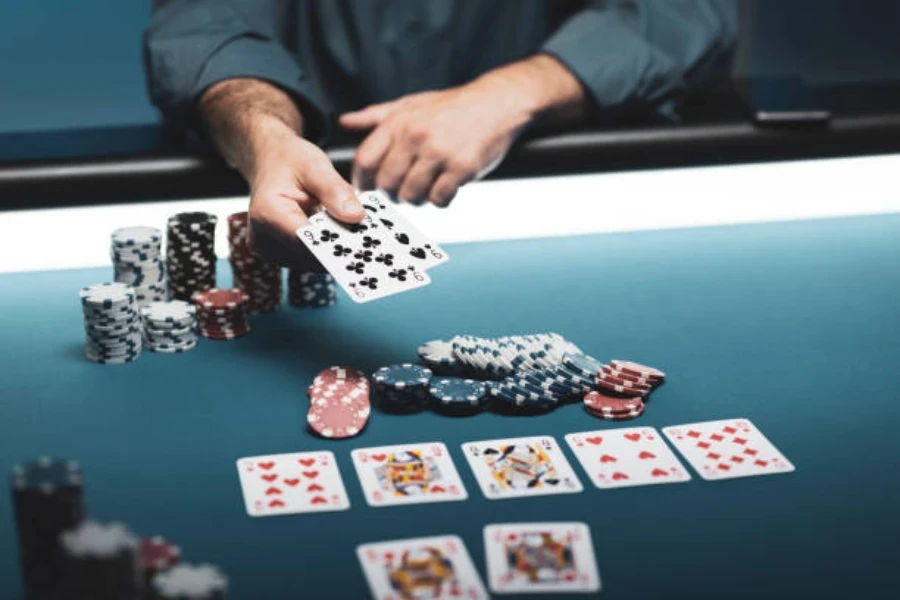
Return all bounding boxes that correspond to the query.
[197,78,305,182]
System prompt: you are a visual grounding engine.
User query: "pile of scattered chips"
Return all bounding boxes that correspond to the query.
[192,288,251,340]
[307,367,371,438]
[372,364,433,412]
[59,520,143,598]
[288,270,337,308]
[227,212,282,313]
[166,212,217,301]
[151,563,228,600]
[488,357,595,412]
[140,301,198,353]
[419,333,583,378]
[111,226,166,306]
[139,536,182,592]
[80,283,142,364]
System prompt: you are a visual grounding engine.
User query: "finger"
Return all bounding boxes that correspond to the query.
[398,157,442,205]
[429,172,467,208]
[299,156,365,224]
[339,100,399,130]
[248,191,311,266]
[375,142,416,197]
[353,127,393,191]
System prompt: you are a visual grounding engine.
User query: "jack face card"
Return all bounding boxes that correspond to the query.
[351,442,468,507]
[359,190,449,270]
[663,418,795,481]
[356,535,488,600]
[235,451,350,517]
[297,209,431,303]
[483,522,601,594]
[461,436,583,500]
[565,427,691,489]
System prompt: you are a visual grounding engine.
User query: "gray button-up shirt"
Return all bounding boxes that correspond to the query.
[144,0,736,141]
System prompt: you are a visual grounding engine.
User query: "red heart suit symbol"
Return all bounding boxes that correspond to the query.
[258,461,275,470]
[624,433,641,442]
[302,471,319,479]
[600,454,617,463]
[586,436,603,445]
[261,474,277,482]
[268,499,285,508]
[638,451,656,460]
[283,479,300,487]
[307,483,324,493]
[298,458,316,467]
[310,496,328,505]
[612,472,629,481]
[430,486,446,493]
[651,468,669,477]
[265,487,282,495]
[371,454,387,462]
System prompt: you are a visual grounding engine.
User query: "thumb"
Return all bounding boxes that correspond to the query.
[339,100,399,130]
[299,156,366,224]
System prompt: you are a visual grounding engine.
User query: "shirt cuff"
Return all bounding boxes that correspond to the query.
[191,34,330,144]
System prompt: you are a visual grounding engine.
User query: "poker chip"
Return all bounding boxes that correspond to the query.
[307,400,370,438]
[139,536,181,589]
[111,226,166,307]
[372,364,432,412]
[600,365,654,387]
[151,563,228,600]
[80,283,142,364]
[227,212,283,313]
[141,301,198,353]
[166,212,217,302]
[562,352,605,379]
[417,339,462,375]
[59,521,142,598]
[192,288,251,340]
[428,377,489,411]
[583,391,643,413]
[288,270,337,308]
[594,375,651,398]
[609,359,666,382]
[442,333,582,378]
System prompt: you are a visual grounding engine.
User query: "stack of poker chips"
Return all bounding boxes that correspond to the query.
[10,457,86,600]
[227,212,282,312]
[192,288,251,340]
[59,521,143,599]
[140,301,198,353]
[150,563,228,600]
[111,226,167,306]
[428,377,490,415]
[287,270,337,308]
[372,364,433,413]
[166,212,217,301]
[306,366,371,439]
[138,537,181,592]
[80,283,143,364]
[488,359,594,413]
[576,356,665,421]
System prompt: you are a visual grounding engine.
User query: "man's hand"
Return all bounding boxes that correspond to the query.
[198,79,365,266]
[340,54,587,207]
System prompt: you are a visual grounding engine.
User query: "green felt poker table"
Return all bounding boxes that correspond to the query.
[2,202,900,598]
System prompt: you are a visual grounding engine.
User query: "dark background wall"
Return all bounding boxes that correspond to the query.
[0,0,898,136]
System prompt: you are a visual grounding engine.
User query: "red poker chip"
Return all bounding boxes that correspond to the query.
[594,376,651,397]
[307,400,369,438]
[609,360,665,381]
[596,371,652,391]
[192,288,249,310]
[600,366,654,387]
[139,536,180,575]
[583,391,643,413]
[199,327,251,340]
[588,404,646,421]
[312,366,369,388]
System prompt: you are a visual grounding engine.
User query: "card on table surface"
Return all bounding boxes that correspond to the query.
[297,209,431,303]
[351,442,468,507]
[662,418,795,481]
[235,451,350,517]
[358,190,450,270]
[565,426,691,489]
[357,535,488,600]
[483,522,601,594]
[461,435,583,500]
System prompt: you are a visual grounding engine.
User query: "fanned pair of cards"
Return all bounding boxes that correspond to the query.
[296,190,448,302]
[356,522,601,598]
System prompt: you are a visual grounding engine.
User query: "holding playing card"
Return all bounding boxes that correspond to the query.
[351,442,468,507]
[483,522,601,594]
[235,451,350,517]
[357,535,487,600]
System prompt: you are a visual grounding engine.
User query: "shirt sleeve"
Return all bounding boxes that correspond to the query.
[143,0,328,142]
[542,0,737,118]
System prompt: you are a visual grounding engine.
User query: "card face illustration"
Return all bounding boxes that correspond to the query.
[483,522,601,594]
[461,436,583,500]
[236,451,350,516]
[358,190,449,270]
[663,418,795,481]
[565,427,691,489]
[351,442,468,507]
[297,209,431,303]
[357,535,488,600]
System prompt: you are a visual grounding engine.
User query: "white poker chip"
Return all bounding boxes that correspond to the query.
[152,563,228,598]
[60,521,137,558]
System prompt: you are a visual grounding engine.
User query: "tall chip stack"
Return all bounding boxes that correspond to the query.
[226,211,283,312]
[59,521,143,599]
[10,457,86,600]
[166,212,217,301]
[287,270,337,308]
[79,282,142,365]
[111,226,167,306]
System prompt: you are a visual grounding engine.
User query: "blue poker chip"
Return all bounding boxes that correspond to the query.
[373,364,432,389]
[429,378,488,406]
[562,353,604,378]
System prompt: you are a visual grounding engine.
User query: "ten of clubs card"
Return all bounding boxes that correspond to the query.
[235,451,350,517]
[565,426,692,489]
[461,436,583,500]
[663,418,795,480]
[351,442,468,507]
[356,535,488,600]
[483,522,601,594]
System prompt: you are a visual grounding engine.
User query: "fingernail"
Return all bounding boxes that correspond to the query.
[341,195,362,215]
